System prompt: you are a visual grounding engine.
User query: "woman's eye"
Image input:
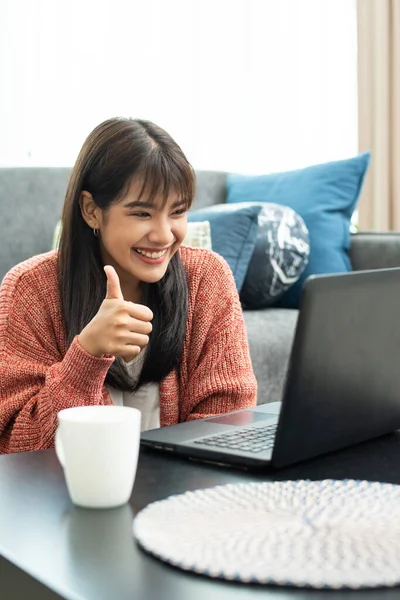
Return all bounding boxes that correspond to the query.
[173,208,187,216]
[131,212,150,218]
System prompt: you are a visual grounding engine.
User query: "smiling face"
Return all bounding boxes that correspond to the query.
[80,178,188,302]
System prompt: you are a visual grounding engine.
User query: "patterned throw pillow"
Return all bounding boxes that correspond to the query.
[183,221,212,249]
[52,221,62,250]
[240,203,310,309]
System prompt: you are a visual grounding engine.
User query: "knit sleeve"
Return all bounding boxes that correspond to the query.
[0,271,114,454]
[181,252,258,422]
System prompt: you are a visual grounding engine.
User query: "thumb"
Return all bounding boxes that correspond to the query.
[104,266,124,300]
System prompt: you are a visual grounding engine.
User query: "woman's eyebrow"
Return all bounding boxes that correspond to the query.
[123,198,188,210]
[171,198,189,208]
[123,199,154,209]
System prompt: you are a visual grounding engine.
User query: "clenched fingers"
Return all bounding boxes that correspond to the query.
[125,301,153,322]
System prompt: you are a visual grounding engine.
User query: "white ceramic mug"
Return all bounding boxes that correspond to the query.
[56,405,141,509]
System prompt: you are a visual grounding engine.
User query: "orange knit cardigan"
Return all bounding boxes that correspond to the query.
[0,246,257,454]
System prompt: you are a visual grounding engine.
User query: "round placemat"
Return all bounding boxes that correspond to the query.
[133,479,400,589]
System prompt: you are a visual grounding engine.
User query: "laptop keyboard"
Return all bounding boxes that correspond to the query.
[193,423,278,453]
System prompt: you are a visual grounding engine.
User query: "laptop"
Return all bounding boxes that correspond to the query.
[141,267,400,469]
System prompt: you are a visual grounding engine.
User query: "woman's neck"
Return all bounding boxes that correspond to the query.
[121,284,142,304]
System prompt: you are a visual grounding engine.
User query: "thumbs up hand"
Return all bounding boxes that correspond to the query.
[104,265,124,301]
[78,266,153,360]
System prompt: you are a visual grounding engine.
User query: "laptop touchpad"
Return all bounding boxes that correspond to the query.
[207,411,277,426]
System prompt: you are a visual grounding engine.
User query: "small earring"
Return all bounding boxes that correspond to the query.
[93,228,99,237]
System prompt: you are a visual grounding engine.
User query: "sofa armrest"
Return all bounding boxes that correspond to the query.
[350,232,400,271]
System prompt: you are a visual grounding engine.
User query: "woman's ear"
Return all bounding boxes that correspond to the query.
[80,191,100,230]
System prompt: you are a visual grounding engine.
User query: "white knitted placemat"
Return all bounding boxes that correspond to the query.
[133,479,400,589]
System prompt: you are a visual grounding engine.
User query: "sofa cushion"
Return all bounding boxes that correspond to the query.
[188,203,262,291]
[243,308,299,405]
[240,203,310,309]
[0,167,70,281]
[227,153,371,308]
[350,233,400,271]
[193,171,227,210]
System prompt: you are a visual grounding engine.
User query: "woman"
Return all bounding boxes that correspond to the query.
[0,117,257,454]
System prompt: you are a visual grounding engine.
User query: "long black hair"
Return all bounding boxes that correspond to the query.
[58,117,195,391]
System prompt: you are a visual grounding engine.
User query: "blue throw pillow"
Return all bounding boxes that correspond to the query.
[188,203,263,292]
[227,153,371,308]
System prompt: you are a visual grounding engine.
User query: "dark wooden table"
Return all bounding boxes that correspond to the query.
[2,432,400,600]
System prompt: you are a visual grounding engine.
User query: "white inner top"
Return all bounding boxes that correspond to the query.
[107,350,160,432]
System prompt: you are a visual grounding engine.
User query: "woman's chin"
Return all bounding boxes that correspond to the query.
[133,265,169,284]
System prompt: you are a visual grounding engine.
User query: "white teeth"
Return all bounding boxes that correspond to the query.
[135,249,167,259]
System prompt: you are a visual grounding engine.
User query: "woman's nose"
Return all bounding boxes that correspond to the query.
[147,219,175,246]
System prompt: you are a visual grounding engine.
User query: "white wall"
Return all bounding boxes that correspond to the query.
[0,0,357,173]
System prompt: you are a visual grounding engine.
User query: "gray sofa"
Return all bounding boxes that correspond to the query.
[1,167,400,405]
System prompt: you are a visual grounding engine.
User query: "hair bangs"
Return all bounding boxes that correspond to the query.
[135,148,195,210]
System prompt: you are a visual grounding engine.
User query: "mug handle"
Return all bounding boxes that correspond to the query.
[55,428,65,467]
